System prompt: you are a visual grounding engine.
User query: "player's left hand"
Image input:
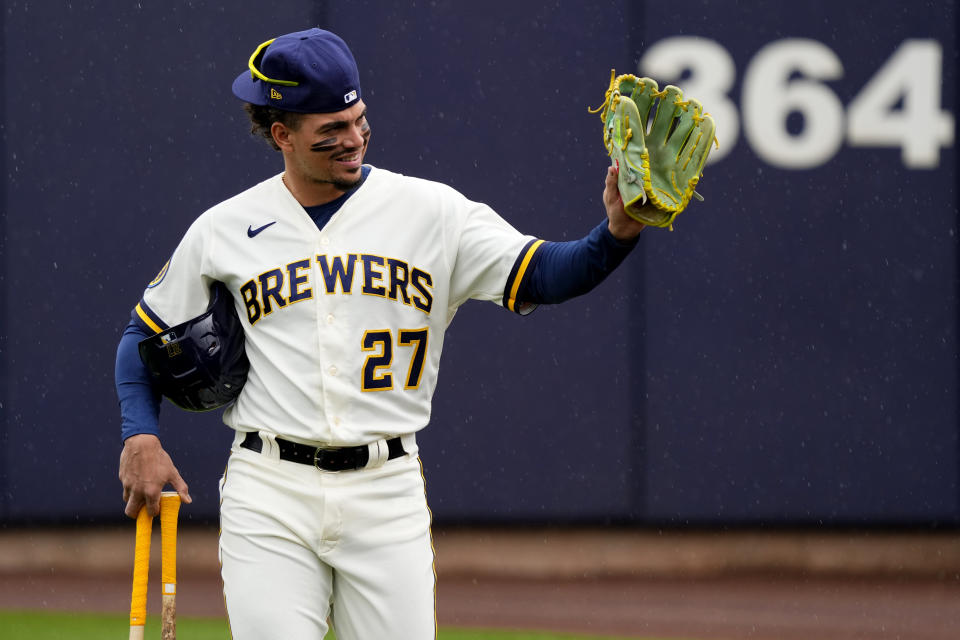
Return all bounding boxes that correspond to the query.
[604,166,646,241]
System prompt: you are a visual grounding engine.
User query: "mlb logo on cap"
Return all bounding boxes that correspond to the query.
[232,28,362,114]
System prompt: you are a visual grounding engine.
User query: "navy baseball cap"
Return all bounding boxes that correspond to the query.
[232,28,361,113]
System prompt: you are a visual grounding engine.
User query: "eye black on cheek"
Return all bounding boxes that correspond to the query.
[310,138,338,152]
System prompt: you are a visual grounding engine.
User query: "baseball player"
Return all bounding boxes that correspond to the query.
[116,28,649,639]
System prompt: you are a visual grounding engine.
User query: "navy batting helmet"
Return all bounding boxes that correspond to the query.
[138,282,250,412]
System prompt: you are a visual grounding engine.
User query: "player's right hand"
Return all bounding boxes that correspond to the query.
[118,433,192,518]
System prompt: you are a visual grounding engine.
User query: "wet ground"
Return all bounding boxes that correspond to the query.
[2,527,959,639]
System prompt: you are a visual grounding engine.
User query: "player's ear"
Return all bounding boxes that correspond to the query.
[271,121,292,151]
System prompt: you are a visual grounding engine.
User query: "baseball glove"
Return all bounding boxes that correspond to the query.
[591,70,717,229]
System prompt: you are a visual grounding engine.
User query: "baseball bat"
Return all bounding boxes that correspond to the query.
[128,506,154,640]
[160,491,182,640]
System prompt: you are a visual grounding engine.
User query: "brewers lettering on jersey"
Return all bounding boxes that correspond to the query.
[239,251,435,325]
[116,28,651,640]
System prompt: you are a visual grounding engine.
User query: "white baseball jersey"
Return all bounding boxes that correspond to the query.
[135,166,539,446]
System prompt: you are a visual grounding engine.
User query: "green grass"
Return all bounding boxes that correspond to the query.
[1,610,227,640]
[0,610,647,639]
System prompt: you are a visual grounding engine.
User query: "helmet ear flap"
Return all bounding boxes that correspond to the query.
[138,282,250,412]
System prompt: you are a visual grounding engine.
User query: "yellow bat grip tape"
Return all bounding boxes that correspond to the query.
[160,492,181,594]
[129,507,154,628]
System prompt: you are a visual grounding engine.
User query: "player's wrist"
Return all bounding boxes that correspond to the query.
[606,218,644,243]
[123,432,162,447]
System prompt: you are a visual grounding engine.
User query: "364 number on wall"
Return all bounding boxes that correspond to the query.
[640,37,954,169]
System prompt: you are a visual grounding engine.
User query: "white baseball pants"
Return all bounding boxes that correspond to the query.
[219,435,436,639]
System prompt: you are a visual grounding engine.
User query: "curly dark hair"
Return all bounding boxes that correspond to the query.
[243,103,306,151]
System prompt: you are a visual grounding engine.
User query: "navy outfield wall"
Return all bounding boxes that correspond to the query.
[0,1,956,526]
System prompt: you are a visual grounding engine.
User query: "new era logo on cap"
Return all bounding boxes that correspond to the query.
[344,90,357,104]
[270,88,283,100]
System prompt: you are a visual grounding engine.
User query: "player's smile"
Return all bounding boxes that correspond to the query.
[333,150,363,170]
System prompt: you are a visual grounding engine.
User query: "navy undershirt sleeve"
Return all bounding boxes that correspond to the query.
[115,317,161,442]
[516,220,639,305]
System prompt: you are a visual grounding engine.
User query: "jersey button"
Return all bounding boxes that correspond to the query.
[328,365,338,376]
[326,314,335,324]
[320,237,330,246]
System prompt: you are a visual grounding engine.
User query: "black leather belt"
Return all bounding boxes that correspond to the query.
[240,431,406,471]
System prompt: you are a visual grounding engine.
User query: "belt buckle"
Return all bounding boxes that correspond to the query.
[312,445,341,471]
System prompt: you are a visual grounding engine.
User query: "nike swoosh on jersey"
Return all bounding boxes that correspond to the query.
[247,221,277,238]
